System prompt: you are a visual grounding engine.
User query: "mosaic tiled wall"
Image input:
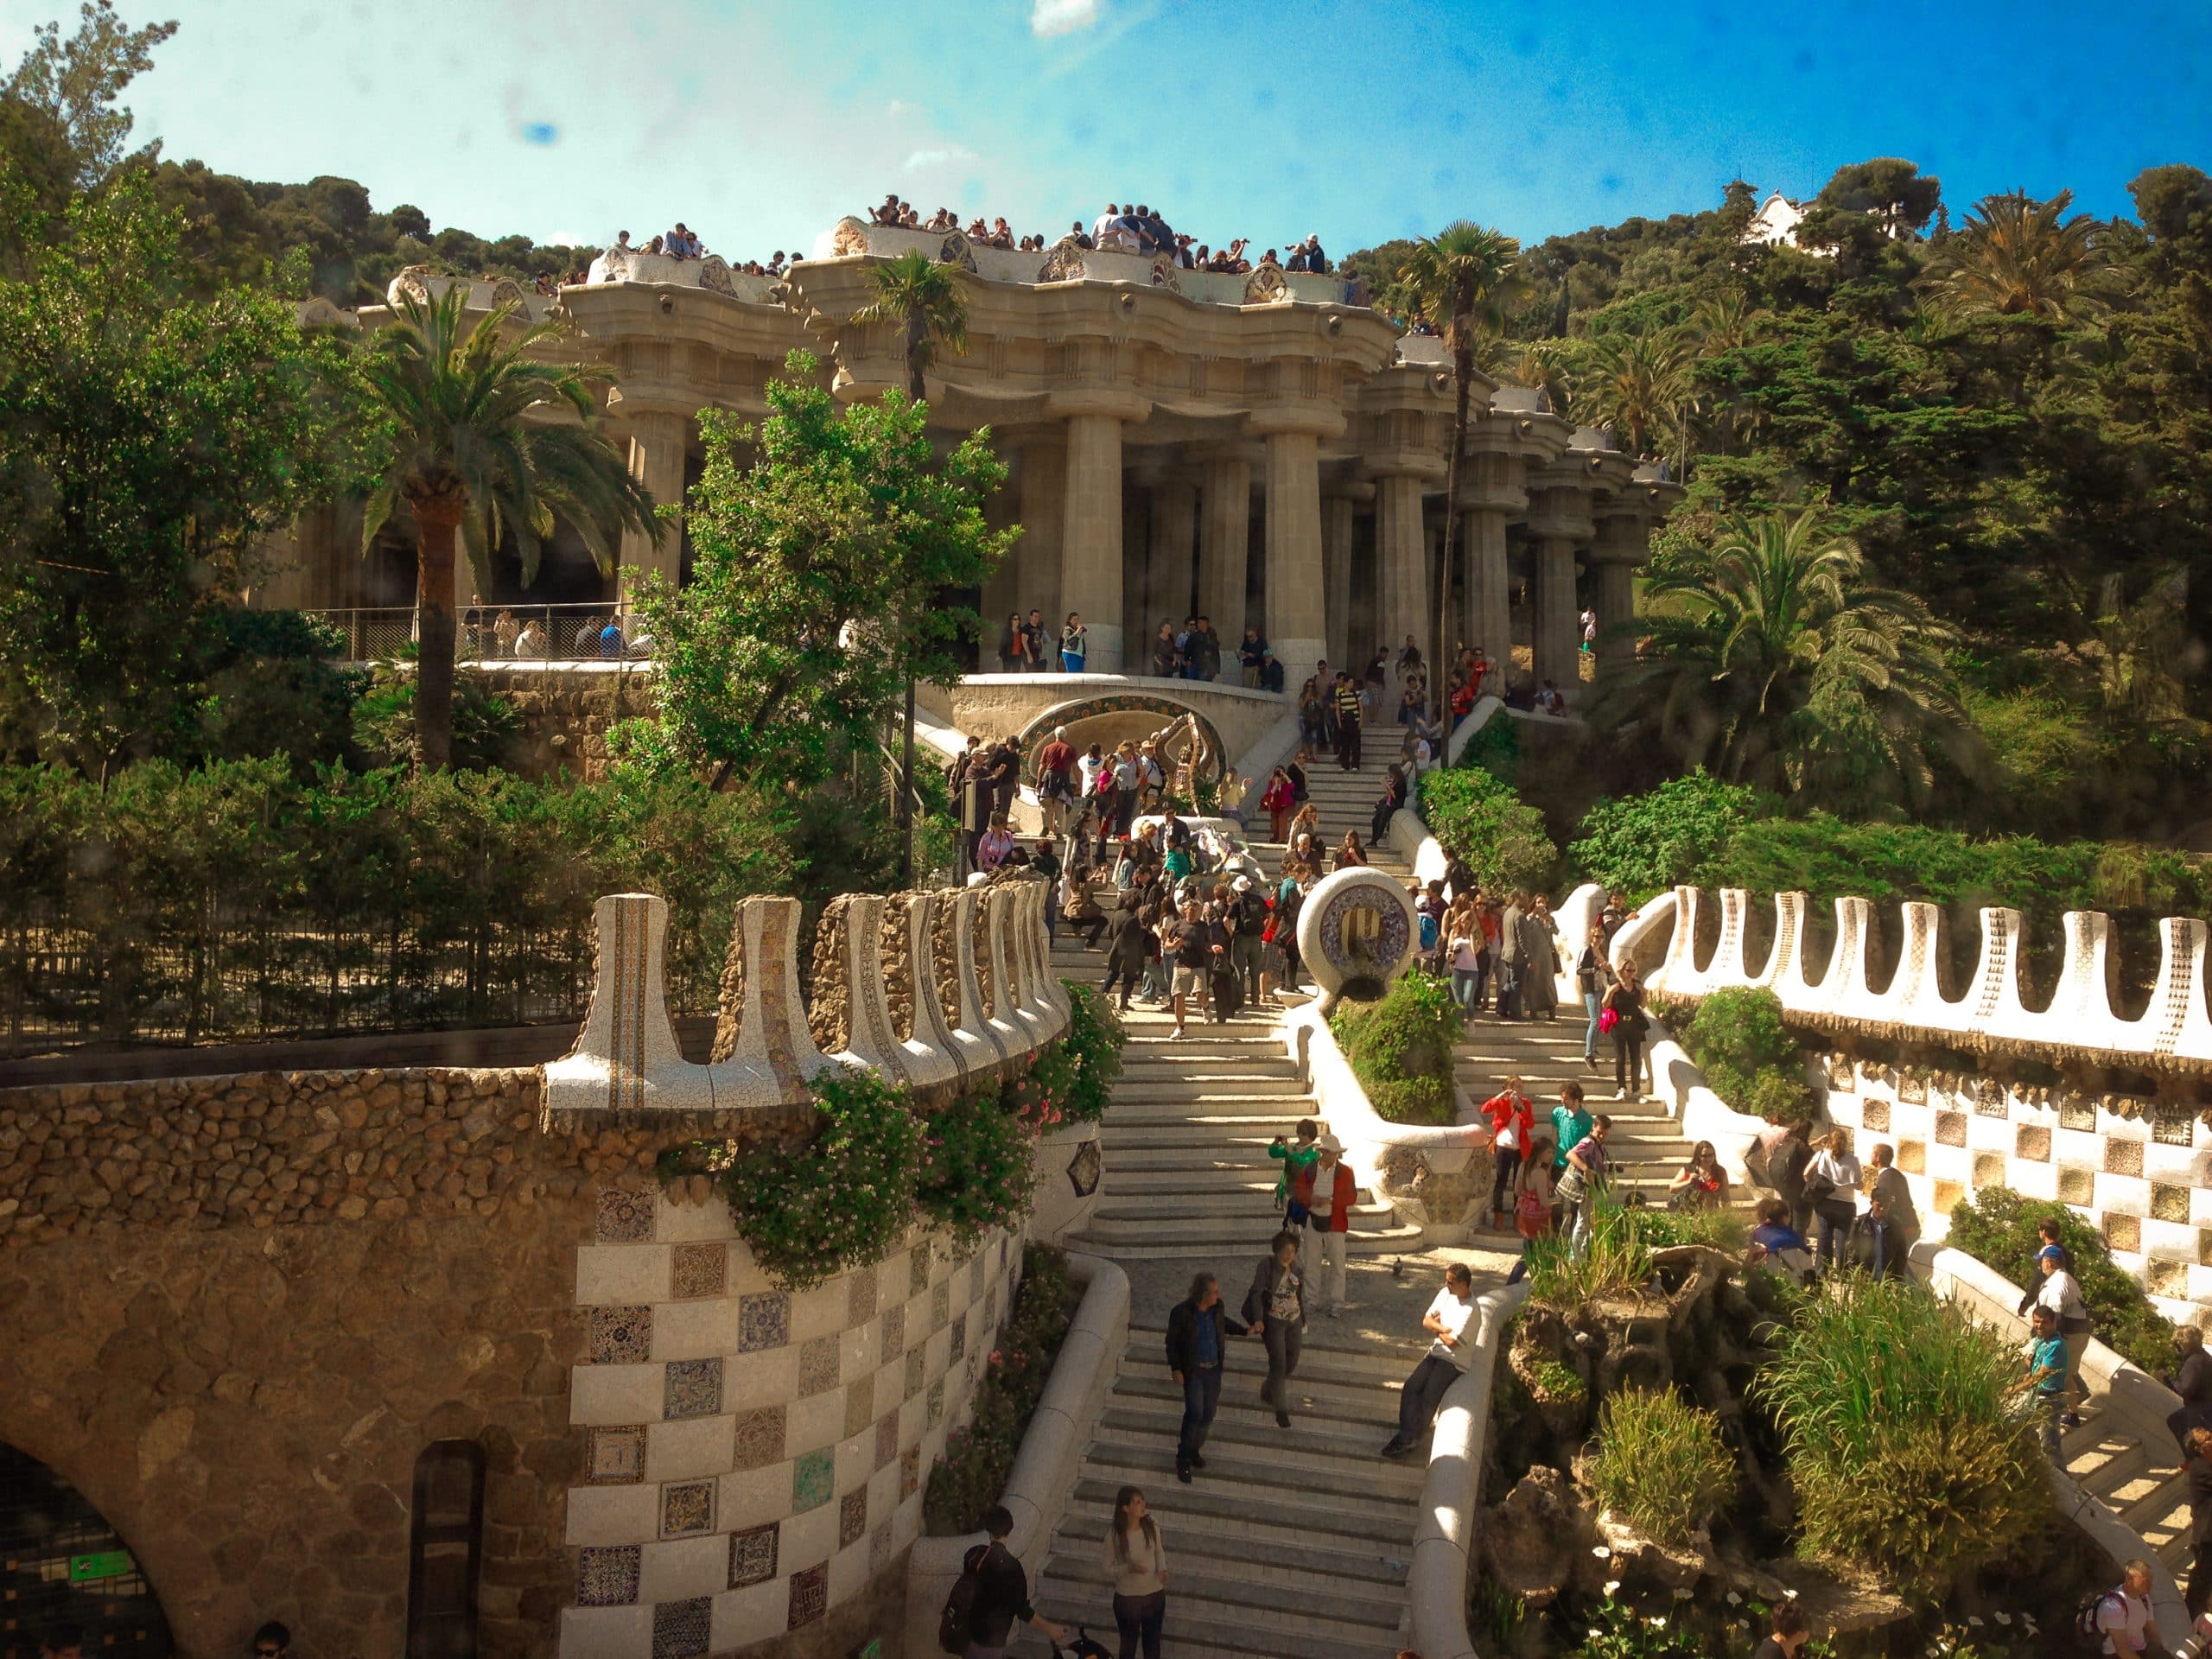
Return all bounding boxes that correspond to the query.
[559,1185,1018,1657]
[1819,1058,2212,1327]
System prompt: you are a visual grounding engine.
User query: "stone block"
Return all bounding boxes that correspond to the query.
[2057,1166,2095,1205]
[2106,1137,2146,1178]
[2015,1125,2051,1163]
[2107,1213,2143,1253]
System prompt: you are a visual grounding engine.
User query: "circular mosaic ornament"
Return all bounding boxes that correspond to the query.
[1296,868,1419,1012]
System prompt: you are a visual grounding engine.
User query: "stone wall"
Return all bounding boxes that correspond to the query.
[474,664,657,783]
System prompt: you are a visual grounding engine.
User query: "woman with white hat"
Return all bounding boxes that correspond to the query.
[1294,1135,1357,1317]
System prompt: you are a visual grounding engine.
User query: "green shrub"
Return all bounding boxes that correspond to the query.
[1946,1186,2177,1376]
[1756,1275,2050,1598]
[1331,970,1460,1123]
[924,1244,1084,1535]
[1525,1202,1655,1306]
[1056,981,1124,1123]
[1417,766,1559,894]
[351,666,522,772]
[1569,772,1777,901]
[1587,1388,1737,1545]
[1679,986,1796,1077]
[915,1086,1036,1245]
[1524,1356,1587,1406]
[1459,713,1521,785]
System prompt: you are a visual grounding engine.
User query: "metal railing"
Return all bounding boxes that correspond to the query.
[304,605,658,665]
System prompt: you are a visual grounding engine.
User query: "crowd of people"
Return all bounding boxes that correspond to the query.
[864,193,1331,276]
[455,608,649,660]
[605,227,790,276]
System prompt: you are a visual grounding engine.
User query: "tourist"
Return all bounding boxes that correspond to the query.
[1747,1197,1815,1283]
[1237,625,1268,686]
[1243,1230,1307,1429]
[1334,830,1368,870]
[1548,1082,1593,1230]
[1191,614,1223,680]
[2031,1242,2094,1426]
[1062,861,1109,947]
[1161,894,1211,1038]
[1481,1076,1536,1232]
[999,611,1026,671]
[1149,620,1179,677]
[1669,1141,1730,1210]
[1228,876,1267,1005]
[1751,1603,1812,1659]
[1504,1135,1556,1281]
[2171,1328,2212,1450]
[1580,607,1599,654]
[1601,961,1649,1102]
[1377,1262,1478,1458]
[1496,892,1529,1020]
[976,812,1016,874]
[962,1504,1071,1656]
[1111,744,1141,837]
[492,607,519,657]
[1370,764,1408,843]
[1100,898,1150,1012]
[1294,1135,1356,1316]
[1260,766,1295,842]
[1217,766,1249,829]
[1060,611,1088,672]
[1035,725,1077,836]
[1102,1486,1168,1659]
[1866,1142,1920,1253]
[1333,672,1363,769]
[1844,1193,1910,1281]
[1751,1118,1814,1236]
[1537,679,1567,715]
[2185,1427,2212,1616]
[249,1625,292,1659]
[1556,1115,1612,1258]
[1447,908,1484,1019]
[1807,1128,1863,1268]
[1573,921,1611,1071]
[1166,1271,1250,1483]
[1519,897,1561,1020]
[2083,1560,2163,1657]
[1031,839,1063,943]
[598,616,625,657]
[514,616,548,658]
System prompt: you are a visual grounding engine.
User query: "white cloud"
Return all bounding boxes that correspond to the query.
[886,99,923,118]
[1031,0,1101,37]
[905,144,979,171]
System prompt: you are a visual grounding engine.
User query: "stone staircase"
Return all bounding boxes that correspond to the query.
[2059,1406,2195,1580]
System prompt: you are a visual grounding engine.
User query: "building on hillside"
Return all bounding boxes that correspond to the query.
[1738,189,1916,258]
[258,217,1681,704]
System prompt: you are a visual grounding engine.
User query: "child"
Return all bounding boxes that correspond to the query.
[1268,1120,1322,1221]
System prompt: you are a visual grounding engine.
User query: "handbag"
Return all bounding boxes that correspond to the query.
[1553,1167,1587,1208]
[1598,1006,1619,1034]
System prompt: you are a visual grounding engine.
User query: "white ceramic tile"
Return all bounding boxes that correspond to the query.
[640,1532,731,1603]
[712,1582,787,1652]
[575,1243,670,1306]
[653,1297,741,1361]
[788,1282,847,1344]
[782,1501,837,1569]
[647,1414,736,1484]
[827,1535,869,1606]
[654,1191,737,1243]
[558,1605,652,1659]
[785,1390,843,1457]
[832,1428,871,1495]
[838,1320,880,1379]
[570,1363,666,1427]
[723,1344,800,1408]
[564,1482,659,1547]
[721,1463,796,1532]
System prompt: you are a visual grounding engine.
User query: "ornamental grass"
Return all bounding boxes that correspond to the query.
[1586,1388,1737,1546]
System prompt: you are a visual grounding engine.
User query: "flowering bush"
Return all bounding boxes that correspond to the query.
[916,1086,1036,1244]
[1056,981,1124,1123]
[923,1244,1083,1535]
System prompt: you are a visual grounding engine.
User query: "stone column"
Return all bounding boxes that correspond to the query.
[1322,490,1359,672]
[1373,471,1427,675]
[1146,479,1198,669]
[1463,507,1511,663]
[1058,411,1129,671]
[1198,453,1251,639]
[1589,514,1649,677]
[979,442,1022,642]
[617,410,689,605]
[1121,486,1149,661]
[1260,427,1326,692]
[1533,535,1581,697]
[1015,435,1066,632]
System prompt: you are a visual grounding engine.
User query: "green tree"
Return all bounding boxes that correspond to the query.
[1918,188,2120,323]
[1590,508,1973,811]
[0,174,348,777]
[1389,222,1522,664]
[353,286,656,771]
[1569,326,1694,460]
[614,350,1012,795]
[2,1,175,188]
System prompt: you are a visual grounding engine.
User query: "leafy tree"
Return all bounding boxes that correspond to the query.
[1590,508,1973,812]
[1917,189,2120,322]
[1388,222,1522,666]
[614,350,1012,795]
[2,1,174,188]
[1568,326,1694,459]
[353,286,655,771]
[852,250,969,402]
[0,174,350,778]
[1568,771,1775,899]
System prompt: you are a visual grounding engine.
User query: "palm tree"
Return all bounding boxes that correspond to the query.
[359,286,658,770]
[1490,338,1573,413]
[1390,222,1522,672]
[1571,327,1694,461]
[1588,508,1973,810]
[1917,189,2120,323]
[849,248,972,883]
[852,250,969,402]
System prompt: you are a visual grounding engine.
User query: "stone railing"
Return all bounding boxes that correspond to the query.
[1408,1282,1527,1659]
[548,882,1068,1117]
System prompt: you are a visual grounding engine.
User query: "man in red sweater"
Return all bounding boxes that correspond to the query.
[1295,1135,1357,1317]
[1033,725,1076,836]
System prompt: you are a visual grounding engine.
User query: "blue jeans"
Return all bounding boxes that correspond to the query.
[1178,1363,1222,1462]
[1451,969,1478,1011]
[1815,1211,1850,1266]
[1583,989,1602,1060]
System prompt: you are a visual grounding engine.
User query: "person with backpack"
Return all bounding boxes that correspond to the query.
[1549,1082,1593,1233]
[1243,1230,1307,1429]
[1574,921,1611,1071]
[1165,1271,1251,1483]
[2028,1240,2094,1427]
[940,1504,1068,1657]
[1228,876,1268,1007]
[1102,1485,1168,1659]
[2079,1560,2162,1656]
[2183,1426,2212,1617]
[1503,1135,1555,1285]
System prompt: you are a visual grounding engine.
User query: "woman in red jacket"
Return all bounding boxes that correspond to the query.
[1260,766,1296,843]
[1292,1135,1357,1317]
[1482,1076,1536,1232]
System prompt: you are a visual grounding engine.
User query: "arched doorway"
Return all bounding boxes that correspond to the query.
[0,1445,172,1658]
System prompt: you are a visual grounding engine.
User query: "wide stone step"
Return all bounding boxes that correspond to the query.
[1125,1320,1423,1382]
[1100,1144,1308,1171]
[1099,1399,1410,1464]
[1064,1474,1418,1560]
[1103,1169,1361,1200]
[1030,1592,1408,1659]
[1061,1226,1425,1260]
[1045,1556,1409,1639]
[1111,1366,1402,1430]
[1109,1082,1313,1106]
[1073,1440,1421,1526]
[1053,1506,1408,1588]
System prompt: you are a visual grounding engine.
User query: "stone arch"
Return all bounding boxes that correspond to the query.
[0,1441,175,1656]
[1011,694,1228,789]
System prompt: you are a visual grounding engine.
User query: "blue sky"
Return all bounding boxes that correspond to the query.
[3,0,2207,259]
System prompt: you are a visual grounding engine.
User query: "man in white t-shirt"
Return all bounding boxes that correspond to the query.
[1377,1263,1476,1458]
[2091,1560,2161,1656]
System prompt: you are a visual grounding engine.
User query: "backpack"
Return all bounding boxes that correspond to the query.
[938,1542,990,1655]
[2074,1587,2122,1644]
[1418,912,1440,951]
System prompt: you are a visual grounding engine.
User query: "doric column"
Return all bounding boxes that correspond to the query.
[1589,513,1651,677]
[1459,452,1524,665]
[1015,434,1065,631]
[1259,426,1327,692]
[1146,479,1198,667]
[979,441,1022,640]
[1057,406,1138,671]
[1526,485,1596,702]
[1374,471,1427,678]
[1198,452,1251,639]
[617,410,690,604]
[1121,486,1149,660]
[1322,488,1362,672]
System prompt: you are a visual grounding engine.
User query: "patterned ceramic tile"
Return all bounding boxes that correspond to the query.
[931,1281,950,1332]
[843,1373,875,1440]
[1932,1179,1965,1217]
[2058,1165,2095,1205]
[969,1258,984,1299]
[587,1425,647,1484]
[576,1545,641,1606]
[728,1522,779,1590]
[998,1234,1010,1271]
[793,1446,834,1513]
[739,1291,790,1352]
[664,1357,722,1421]
[1972,1152,2005,1190]
[2059,1093,2098,1133]
[2155,1109,2197,1148]
[670,1242,727,1300]
[882,1304,906,1364]
[2154,1182,2193,1224]
[870,1521,894,1573]
[652,1595,712,1659]
[909,1246,931,1298]
[1897,1140,1926,1175]
[839,1489,868,1549]
[2107,1212,2143,1253]
[926,1379,944,1430]
[787,1562,829,1630]
[874,1413,899,1472]
[1934,1110,1967,1148]
[2199,1229,2212,1268]
[2015,1124,2052,1162]
[985,1287,1000,1331]
[906,1348,925,1401]
[1898,1072,1927,1104]
[847,1265,878,1325]
[590,1305,653,1365]
[2149,1257,2189,1297]
[2107,1136,2145,1178]
[1859,1099,1891,1134]
[900,1447,919,1500]
[732,1405,785,1471]
[660,1478,715,1540]
[949,1313,966,1366]
[597,1186,654,1243]
[1972,1078,2008,1118]
[798,1335,841,1398]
